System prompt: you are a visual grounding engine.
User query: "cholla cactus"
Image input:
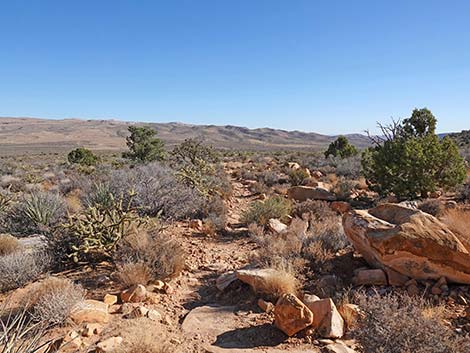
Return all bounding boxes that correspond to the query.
[62,190,149,262]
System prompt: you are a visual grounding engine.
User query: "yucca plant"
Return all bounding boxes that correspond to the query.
[11,191,66,235]
[0,306,55,353]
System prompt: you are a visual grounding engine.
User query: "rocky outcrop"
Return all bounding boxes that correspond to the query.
[343,203,470,284]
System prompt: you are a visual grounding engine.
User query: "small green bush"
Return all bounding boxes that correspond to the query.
[289,168,310,186]
[324,136,358,159]
[241,196,292,227]
[67,147,98,166]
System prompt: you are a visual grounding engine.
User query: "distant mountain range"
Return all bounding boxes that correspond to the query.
[0,117,372,153]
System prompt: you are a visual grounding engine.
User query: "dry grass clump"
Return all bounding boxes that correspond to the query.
[113,318,175,353]
[0,251,50,292]
[440,207,470,250]
[253,269,298,299]
[25,276,85,325]
[115,230,185,286]
[116,262,152,287]
[353,292,470,353]
[0,233,21,256]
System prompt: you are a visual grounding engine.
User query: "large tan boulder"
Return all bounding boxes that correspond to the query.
[305,298,344,338]
[343,203,470,284]
[274,293,313,336]
[287,186,336,202]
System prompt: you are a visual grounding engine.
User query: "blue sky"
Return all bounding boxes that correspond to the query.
[1,0,469,134]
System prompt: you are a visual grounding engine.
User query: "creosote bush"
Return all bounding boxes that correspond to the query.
[353,292,470,353]
[241,196,292,227]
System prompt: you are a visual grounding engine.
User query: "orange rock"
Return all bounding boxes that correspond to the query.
[103,294,118,306]
[70,300,109,324]
[121,284,147,303]
[274,293,314,336]
[305,298,344,338]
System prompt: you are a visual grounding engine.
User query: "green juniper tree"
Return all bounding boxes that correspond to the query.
[324,136,358,159]
[122,126,166,163]
[362,108,466,199]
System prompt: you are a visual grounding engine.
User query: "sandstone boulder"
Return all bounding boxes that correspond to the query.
[274,293,313,336]
[343,203,470,284]
[268,219,288,233]
[287,186,336,202]
[236,268,281,292]
[305,298,344,338]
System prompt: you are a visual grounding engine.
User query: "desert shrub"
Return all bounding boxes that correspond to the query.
[289,168,309,186]
[353,292,470,353]
[304,213,348,253]
[0,187,15,214]
[362,108,466,199]
[334,155,362,178]
[241,196,292,227]
[67,147,98,166]
[334,178,357,200]
[8,191,66,236]
[0,234,21,256]
[109,163,206,220]
[458,183,470,202]
[324,136,358,159]
[252,269,298,299]
[171,138,230,198]
[0,251,50,292]
[115,230,185,282]
[25,277,85,326]
[418,199,446,217]
[259,170,281,187]
[293,199,336,221]
[59,192,149,263]
[123,126,166,162]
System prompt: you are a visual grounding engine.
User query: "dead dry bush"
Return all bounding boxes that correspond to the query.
[24,276,85,325]
[0,233,21,256]
[418,199,446,217]
[440,207,470,250]
[0,251,50,292]
[115,230,185,285]
[353,292,470,353]
[292,200,336,222]
[253,269,299,299]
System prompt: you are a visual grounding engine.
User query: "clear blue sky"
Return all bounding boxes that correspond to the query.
[1,0,469,134]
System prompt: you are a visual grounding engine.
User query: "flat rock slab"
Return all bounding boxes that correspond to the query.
[183,305,319,353]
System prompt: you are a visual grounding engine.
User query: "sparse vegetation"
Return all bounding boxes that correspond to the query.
[241,196,292,227]
[353,292,470,353]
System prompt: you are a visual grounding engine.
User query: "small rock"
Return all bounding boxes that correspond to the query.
[103,294,118,306]
[353,269,387,286]
[121,284,147,303]
[338,303,363,330]
[147,309,162,321]
[163,282,174,294]
[70,300,109,324]
[96,337,123,353]
[302,293,321,305]
[268,218,288,233]
[257,298,274,313]
[274,293,314,337]
[129,306,149,318]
